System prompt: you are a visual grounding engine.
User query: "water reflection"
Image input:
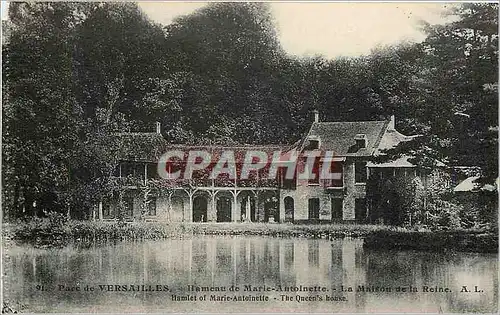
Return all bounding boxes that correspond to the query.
[3,236,498,313]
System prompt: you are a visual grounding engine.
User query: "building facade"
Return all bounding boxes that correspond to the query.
[96,114,420,223]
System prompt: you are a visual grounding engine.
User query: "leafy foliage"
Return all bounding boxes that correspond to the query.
[2,2,498,222]
[366,169,495,231]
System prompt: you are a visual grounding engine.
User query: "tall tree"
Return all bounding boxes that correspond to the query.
[418,3,498,176]
[70,2,173,217]
[163,2,288,144]
[3,2,86,217]
[73,2,167,129]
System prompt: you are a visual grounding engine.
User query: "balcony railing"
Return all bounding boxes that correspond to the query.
[322,179,343,189]
[110,175,285,190]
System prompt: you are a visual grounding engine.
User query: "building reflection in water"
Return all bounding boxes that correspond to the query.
[4,236,498,313]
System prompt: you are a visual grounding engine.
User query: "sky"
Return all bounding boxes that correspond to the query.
[137,1,453,58]
[2,1,454,58]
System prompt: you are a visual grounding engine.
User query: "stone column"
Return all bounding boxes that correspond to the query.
[187,193,194,222]
[167,192,173,222]
[232,192,238,222]
[208,192,217,222]
[244,196,251,222]
[98,201,103,221]
[278,195,285,223]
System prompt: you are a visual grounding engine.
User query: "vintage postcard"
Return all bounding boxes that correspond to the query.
[1,1,498,313]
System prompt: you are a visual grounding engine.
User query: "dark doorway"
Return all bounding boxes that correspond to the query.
[193,196,208,222]
[123,196,134,219]
[147,197,157,216]
[216,197,232,222]
[284,197,294,222]
[264,199,279,222]
[331,198,343,222]
[171,197,184,222]
[308,198,320,220]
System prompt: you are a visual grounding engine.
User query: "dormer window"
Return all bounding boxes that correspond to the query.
[305,135,321,150]
[309,140,319,149]
[354,134,367,149]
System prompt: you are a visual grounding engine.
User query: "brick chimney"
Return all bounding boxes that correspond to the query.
[312,109,319,123]
[388,115,395,131]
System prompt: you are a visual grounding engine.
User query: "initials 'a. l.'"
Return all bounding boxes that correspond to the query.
[460,286,483,293]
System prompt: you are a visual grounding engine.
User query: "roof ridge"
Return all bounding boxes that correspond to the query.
[314,120,388,124]
[371,120,390,155]
[116,132,162,136]
[298,120,316,151]
[163,145,286,148]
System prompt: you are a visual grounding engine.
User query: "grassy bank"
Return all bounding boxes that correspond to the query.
[2,219,498,253]
[363,230,498,253]
[2,220,393,246]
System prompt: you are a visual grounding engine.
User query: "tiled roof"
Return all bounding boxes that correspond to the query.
[454,176,497,192]
[367,155,416,168]
[454,176,482,192]
[116,132,289,162]
[376,129,419,153]
[117,132,170,162]
[302,120,389,156]
[116,119,420,162]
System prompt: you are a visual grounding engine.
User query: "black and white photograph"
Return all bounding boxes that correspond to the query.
[1,1,498,313]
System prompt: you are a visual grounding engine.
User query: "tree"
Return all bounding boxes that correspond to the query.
[3,2,496,224]
[367,173,424,226]
[2,2,173,219]
[418,3,498,177]
[67,3,178,217]
[72,2,168,129]
[163,2,289,144]
[371,3,498,180]
[3,2,85,218]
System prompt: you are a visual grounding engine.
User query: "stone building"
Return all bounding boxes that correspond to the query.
[96,113,419,223]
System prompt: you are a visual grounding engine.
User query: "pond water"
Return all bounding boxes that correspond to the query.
[3,236,498,313]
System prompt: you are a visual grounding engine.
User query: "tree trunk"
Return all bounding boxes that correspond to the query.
[24,189,35,217]
[12,182,20,219]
